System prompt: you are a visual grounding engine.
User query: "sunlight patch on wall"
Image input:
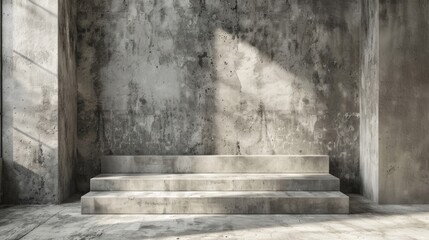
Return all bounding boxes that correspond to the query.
[213,28,320,154]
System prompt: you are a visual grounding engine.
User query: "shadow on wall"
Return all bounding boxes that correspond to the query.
[76,0,360,193]
[3,78,59,203]
[2,0,62,203]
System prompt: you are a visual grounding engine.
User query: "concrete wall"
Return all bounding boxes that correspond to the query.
[0,158,2,203]
[76,0,361,193]
[58,0,78,202]
[1,0,77,203]
[360,0,429,204]
[1,0,428,203]
[360,0,379,202]
[378,0,429,204]
[0,0,3,203]
[2,0,60,203]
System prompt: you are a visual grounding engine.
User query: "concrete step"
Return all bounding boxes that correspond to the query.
[101,155,329,174]
[90,173,340,191]
[81,191,349,214]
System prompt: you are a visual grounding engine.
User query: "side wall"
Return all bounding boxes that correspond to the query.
[1,0,77,203]
[2,0,59,203]
[0,0,3,203]
[58,0,77,202]
[379,0,429,204]
[360,0,379,202]
[76,0,361,193]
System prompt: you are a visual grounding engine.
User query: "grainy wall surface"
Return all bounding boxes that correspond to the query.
[1,0,77,204]
[378,0,429,204]
[0,0,2,204]
[58,0,78,202]
[360,0,379,202]
[2,0,59,203]
[2,0,428,204]
[77,0,361,193]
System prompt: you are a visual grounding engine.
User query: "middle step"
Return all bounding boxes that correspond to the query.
[91,173,339,191]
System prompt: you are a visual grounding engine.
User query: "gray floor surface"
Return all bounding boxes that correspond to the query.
[1,194,429,240]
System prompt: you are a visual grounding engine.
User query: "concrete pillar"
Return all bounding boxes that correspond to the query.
[1,0,77,203]
[360,0,380,204]
[361,0,429,204]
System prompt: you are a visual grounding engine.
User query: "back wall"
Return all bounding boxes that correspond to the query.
[76,0,361,193]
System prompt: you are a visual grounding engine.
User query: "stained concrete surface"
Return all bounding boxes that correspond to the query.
[81,191,349,214]
[90,173,340,191]
[359,0,429,204]
[76,0,361,194]
[1,195,429,239]
[100,155,330,173]
[58,0,78,203]
[1,0,78,204]
[378,0,429,204]
[0,159,2,203]
[2,0,60,203]
[1,0,428,207]
[83,155,347,214]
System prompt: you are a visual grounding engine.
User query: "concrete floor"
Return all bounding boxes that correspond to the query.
[1,195,429,240]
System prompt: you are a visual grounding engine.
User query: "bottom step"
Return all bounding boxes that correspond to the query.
[81,191,349,214]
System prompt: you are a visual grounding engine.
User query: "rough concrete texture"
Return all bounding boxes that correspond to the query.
[90,173,340,191]
[360,0,429,204]
[83,154,346,214]
[2,0,60,203]
[378,0,429,204]
[82,191,349,214]
[0,0,2,204]
[2,195,429,239]
[76,0,361,193]
[58,0,78,203]
[101,155,330,173]
[0,158,2,203]
[360,0,380,203]
[1,0,77,204]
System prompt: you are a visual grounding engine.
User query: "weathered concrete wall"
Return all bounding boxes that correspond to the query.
[1,0,11,204]
[58,0,78,203]
[2,0,59,203]
[360,0,379,202]
[0,158,2,203]
[0,159,1,203]
[360,0,429,204]
[77,0,361,193]
[378,0,429,204]
[0,0,3,203]
[1,0,77,203]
